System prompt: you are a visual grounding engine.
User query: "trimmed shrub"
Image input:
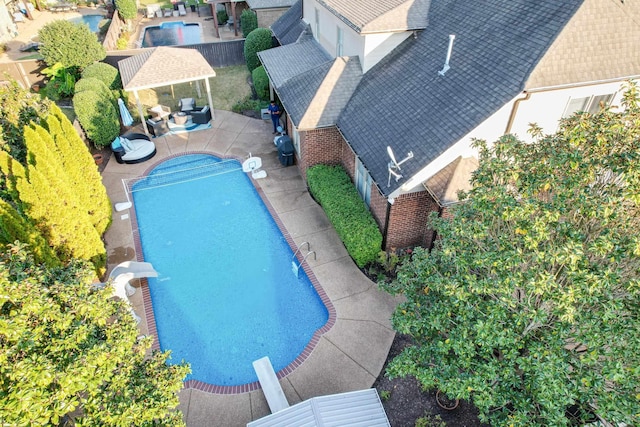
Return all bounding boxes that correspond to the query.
[114,0,137,20]
[75,77,115,104]
[216,10,228,24]
[243,27,273,72]
[81,62,122,90]
[251,66,269,101]
[73,89,119,147]
[38,20,106,69]
[241,9,258,38]
[307,165,382,267]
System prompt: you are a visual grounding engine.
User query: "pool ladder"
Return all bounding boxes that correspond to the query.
[292,242,316,275]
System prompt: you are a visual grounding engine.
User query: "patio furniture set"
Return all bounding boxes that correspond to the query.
[145,98,212,137]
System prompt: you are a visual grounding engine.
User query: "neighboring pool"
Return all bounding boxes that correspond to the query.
[131,154,330,387]
[68,14,104,33]
[141,21,202,47]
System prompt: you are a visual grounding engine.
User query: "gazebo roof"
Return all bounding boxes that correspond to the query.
[118,47,216,91]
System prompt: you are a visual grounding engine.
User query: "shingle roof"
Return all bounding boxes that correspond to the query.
[258,33,332,88]
[118,47,216,91]
[271,0,305,45]
[278,56,362,129]
[317,0,430,33]
[246,0,297,10]
[526,0,640,89]
[338,0,583,198]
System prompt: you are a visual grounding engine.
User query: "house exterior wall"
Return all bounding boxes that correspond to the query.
[256,8,288,29]
[386,191,439,249]
[296,126,344,178]
[362,32,412,73]
[510,80,628,142]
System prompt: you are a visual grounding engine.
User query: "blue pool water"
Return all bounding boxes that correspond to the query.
[141,21,202,47]
[132,154,329,386]
[68,15,104,33]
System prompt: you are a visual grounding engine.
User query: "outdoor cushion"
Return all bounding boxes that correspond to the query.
[179,98,196,112]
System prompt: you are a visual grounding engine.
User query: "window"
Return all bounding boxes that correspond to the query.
[314,8,320,41]
[563,93,615,118]
[336,27,343,56]
[355,158,372,207]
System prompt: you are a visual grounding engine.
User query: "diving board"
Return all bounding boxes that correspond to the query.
[252,356,290,414]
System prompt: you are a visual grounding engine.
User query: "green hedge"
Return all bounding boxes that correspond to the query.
[243,27,272,72]
[241,9,258,38]
[307,165,382,267]
[252,66,269,100]
[81,62,122,90]
[73,89,119,147]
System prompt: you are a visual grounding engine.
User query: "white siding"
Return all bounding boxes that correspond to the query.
[362,32,412,73]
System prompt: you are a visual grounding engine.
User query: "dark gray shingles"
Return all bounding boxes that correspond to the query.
[338,0,583,198]
[271,0,304,45]
[259,34,332,88]
[279,56,362,129]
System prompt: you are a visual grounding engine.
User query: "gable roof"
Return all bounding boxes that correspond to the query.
[317,0,430,33]
[118,47,216,91]
[337,0,583,198]
[259,32,332,88]
[271,0,305,45]
[425,156,478,206]
[278,56,362,129]
[526,0,640,89]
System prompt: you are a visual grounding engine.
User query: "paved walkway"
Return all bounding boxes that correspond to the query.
[101,110,398,426]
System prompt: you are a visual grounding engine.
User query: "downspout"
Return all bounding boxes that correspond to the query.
[382,198,393,250]
[504,92,531,135]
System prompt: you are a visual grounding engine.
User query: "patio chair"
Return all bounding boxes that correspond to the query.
[146,118,170,137]
[178,97,196,113]
[191,105,212,124]
[178,3,187,16]
[149,104,171,120]
[163,8,172,17]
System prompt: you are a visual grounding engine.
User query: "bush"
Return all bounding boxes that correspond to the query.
[216,10,228,24]
[241,9,258,37]
[231,96,268,114]
[73,89,119,147]
[307,165,382,267]
[38,20,106,69]
[75,77,115,104]
[251,66,269,101]
[82,62,122,90]
[114,0,137,20]
[243,27,273,72]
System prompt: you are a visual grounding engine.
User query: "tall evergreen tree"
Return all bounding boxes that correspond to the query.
[0,200,59,267]
[46,104,111,234]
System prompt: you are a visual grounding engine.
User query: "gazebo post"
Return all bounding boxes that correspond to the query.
[134,90,150,135]
[205,78,214,120]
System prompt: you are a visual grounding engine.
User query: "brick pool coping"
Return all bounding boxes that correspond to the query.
[128,151,337,395]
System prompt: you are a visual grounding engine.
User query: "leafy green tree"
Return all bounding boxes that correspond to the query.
[81,62,123,90]
[0,243,190,426]
[38,20,106,70]
[243,27,273,72]
[0,80,51,164]
[114,0,137,21]
[383,83,640,426]
[241,9,258,38]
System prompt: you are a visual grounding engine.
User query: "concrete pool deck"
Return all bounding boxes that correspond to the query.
[101,110,399,426]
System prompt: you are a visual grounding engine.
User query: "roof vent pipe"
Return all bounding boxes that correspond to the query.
[438,34,456,76]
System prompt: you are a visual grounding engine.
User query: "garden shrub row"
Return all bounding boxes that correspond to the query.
[307,164,382,268]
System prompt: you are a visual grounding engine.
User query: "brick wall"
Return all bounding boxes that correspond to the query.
[385,191,440,249]
[297,125,441,250]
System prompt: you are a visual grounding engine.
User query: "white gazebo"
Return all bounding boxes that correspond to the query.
[118,47,217,135]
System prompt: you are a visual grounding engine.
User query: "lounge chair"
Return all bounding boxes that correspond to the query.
[163,8,172,17]
[191,105,212,124]
[149,104,171,120]
[252,356,290,413]
[178,3,187,16]
[178,97,195,113]
[111,133,157,164]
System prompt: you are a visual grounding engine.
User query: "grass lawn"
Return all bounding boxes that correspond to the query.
[129,65,251,115]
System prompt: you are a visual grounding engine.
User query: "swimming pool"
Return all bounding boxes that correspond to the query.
[131,154,331,388]
[68,14,105,33]
[140,21,202,47]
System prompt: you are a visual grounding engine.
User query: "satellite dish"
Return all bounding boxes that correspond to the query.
[386,145,414,187]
